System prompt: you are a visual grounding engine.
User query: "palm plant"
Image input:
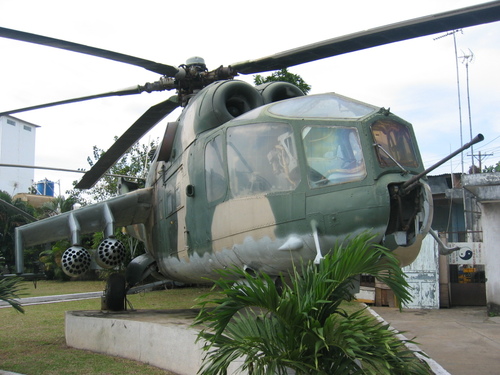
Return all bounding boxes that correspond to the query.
[39,240,71,281]
[36,195,79,218]
[194,232,429,375]
[0,277,25,313]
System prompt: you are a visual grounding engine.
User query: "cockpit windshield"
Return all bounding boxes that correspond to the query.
[371,119,419,168]
[302,126,366,188]
[269,93,378,119]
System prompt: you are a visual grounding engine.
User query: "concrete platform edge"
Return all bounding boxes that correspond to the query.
[65,310,245,375]
[66,308,446,374]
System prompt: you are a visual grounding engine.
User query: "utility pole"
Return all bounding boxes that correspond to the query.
[469,150,493,171]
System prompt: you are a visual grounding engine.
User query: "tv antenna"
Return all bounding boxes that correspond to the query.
[459,49,475,171]
[434,29,465,174]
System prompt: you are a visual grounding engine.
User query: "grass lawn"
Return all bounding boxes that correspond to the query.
[0,281,212,375]
[1,280,425,374]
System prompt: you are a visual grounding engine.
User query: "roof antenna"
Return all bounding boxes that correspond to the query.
[434,29,464,174]
[459,49,475,172]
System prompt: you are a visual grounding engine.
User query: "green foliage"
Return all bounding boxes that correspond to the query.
[194,232,429,375]
[483,161,500,173]
[39,240,71,281]
[254,68,311,94]
[35,195,79,219]
[0,277,25,313]
[0,191,36,268]
[68,138,158,204]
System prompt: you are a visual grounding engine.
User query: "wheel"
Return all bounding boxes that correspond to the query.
[104,273,126,311]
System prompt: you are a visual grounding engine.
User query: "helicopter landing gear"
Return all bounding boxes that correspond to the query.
[102,273,127,311]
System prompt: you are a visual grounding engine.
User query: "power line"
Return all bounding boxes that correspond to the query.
[468,150,493,171]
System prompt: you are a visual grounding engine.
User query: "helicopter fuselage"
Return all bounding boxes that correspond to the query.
[12,81,433,286]
[131,81,432,284]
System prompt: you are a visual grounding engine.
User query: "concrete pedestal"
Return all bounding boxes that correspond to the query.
[65,309,245,375]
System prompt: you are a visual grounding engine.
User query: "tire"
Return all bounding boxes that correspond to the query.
[105,273,126,311]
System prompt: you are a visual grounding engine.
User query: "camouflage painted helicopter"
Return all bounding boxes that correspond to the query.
[2,1,497,309]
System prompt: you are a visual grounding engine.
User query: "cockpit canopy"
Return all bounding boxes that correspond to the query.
[204,92,420,201]
[268,93,378,119]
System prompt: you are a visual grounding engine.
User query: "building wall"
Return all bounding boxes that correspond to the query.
[462,172,500,314]
[0,116,38,195]
[403,234,440,309]
[480,203,500,314]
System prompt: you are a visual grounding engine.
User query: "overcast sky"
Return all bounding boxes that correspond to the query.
[1,0,499,196]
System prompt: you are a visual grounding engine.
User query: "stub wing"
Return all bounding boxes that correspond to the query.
[15,188,153,273]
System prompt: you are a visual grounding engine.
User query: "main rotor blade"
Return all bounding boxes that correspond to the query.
[232,1,500,74]
[75,96,179,189]
[0,163,143,180]
[0,27,179,77]
[0,86,145,116]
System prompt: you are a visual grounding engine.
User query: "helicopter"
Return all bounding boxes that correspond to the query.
[2,1,498,310]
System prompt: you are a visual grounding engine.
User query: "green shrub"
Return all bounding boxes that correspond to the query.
[194,232,429,374]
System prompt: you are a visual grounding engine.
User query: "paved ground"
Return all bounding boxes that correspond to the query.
[372,306,500,375]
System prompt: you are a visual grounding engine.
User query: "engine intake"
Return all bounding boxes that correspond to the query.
[190,80,264,135]
[61,246,91,277]
[256,82,305,104]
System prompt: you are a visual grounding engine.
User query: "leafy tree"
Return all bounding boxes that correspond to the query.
[0,277,25,313]
[0,191,36,269]
[195,232,429,375]
[36,195,79,219]
[254,68,311,94]
[483,161,500,173]
[39,240,71,281]
[67,138,158,204]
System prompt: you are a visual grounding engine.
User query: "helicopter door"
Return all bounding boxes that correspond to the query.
[156,166,187,262]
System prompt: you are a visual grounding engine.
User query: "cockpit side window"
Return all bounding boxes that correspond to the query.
[371,119,419,168]
[302,126,366,188]
[205,135,227,203]
[227,123,300,198]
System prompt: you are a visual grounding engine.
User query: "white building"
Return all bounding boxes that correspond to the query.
[0,115,39,195]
